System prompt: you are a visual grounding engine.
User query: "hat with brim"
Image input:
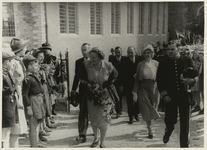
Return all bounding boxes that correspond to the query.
[32,48,44,58]
[39,42,52,51]
[142,44,154,55]
[10,38,29,54]
[22,55,37,68]
[2,49,16,60]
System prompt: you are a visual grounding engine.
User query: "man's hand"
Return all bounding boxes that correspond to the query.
[27,106,33,117]
[163,95,172,103]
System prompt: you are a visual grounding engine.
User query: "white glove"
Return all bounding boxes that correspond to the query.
[132,92,138,102]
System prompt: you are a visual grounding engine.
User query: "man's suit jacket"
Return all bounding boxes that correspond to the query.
[110,56,127,86]
[72,57,85,94]
[125,56,143,92]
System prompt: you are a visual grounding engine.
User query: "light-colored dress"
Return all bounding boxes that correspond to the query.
[84,60,115,127]
[10,59,27,134]
[133,60,160,121]
[191,60,201,92]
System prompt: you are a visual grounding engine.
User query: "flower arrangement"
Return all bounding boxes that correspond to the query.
[87,83,107,106]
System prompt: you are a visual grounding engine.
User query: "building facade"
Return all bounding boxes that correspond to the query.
[2,2,168,86]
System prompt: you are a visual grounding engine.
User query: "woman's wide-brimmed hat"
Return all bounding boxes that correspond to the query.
[10,38,29,54]
[142,44,154,54]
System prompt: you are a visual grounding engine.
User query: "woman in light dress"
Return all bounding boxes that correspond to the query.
[133,44,160,139]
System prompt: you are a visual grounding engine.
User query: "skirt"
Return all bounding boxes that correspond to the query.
[87,90,113,127]
[137,80,160,121]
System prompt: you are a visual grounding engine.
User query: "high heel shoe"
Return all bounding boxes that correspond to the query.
[90,139,99,148]
[100,144,106,148]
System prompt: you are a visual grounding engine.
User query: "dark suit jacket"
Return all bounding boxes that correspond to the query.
[72,57,85,94]
[2,68,18,128]
[110,56,127,86]
[124,56,143,92]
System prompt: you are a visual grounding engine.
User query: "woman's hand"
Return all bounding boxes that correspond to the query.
[132,92,138,102]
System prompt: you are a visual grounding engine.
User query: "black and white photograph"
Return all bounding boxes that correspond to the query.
[1,0,205,149]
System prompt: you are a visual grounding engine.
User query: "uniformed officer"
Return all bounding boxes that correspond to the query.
[157,43,196,148]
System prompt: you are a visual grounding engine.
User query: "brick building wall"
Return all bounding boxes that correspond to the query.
[2,2,46,50]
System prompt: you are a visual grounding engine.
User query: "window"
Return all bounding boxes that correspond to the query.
[2,2,15,37]
[90,2,102,35]
[148,3,153,34]
[127,2,134,34]
[59,2,77,34]
[156,3,160,34]
[162,2,166,34]
[111,2,120,34]
[139,3,144,34]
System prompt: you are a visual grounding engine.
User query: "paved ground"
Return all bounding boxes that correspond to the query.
[19,97,205,148]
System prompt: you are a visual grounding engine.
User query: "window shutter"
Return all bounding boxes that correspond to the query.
[2,2,15,37]
[127,2,134,34]
[111,2,120,34]
[59,2,77,34]
[59,3,67,33]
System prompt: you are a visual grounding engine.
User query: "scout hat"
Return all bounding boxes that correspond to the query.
[32,48,44,58]
[22,55,37,68]
[40,42,52,51]
[10,37,29,53]
[2,49,16,60]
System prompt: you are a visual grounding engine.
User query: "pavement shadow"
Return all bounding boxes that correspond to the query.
[106,131,140,141]
[146,143,168,147]
[47,135,80,147]
[111,120,128,126]
[55,121,78,130]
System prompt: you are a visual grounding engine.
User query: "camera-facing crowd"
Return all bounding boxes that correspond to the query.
[2,38,204,148]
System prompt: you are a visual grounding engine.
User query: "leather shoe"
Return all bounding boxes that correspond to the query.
[116,114,120,119]
[90,139,99,148]
[163,134,170,144]
[47,124,57,129]
[148,134,153,139]
[128,120,133,124]
[76,136,86,143]
[135,116,139,121]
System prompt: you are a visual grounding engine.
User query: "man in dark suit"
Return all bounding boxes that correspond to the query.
[110,46,126,118]
[71,43,90,143]
[108,48,115,62]
[125,46,144,124]
[157,43,196,148]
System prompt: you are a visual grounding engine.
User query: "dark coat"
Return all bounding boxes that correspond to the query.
[124,56,143,92]
[72,57,85,95]
[2,68,18,128]
[110,56,127,86]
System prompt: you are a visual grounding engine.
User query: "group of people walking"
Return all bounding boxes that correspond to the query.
[2,38,204,148]
[2,38,64,148]
[71,41,203,148]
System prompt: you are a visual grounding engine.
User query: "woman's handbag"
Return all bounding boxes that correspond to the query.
[107,84,119,104]
[70,91,79,107]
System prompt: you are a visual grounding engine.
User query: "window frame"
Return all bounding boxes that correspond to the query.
[59,2,78,34]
